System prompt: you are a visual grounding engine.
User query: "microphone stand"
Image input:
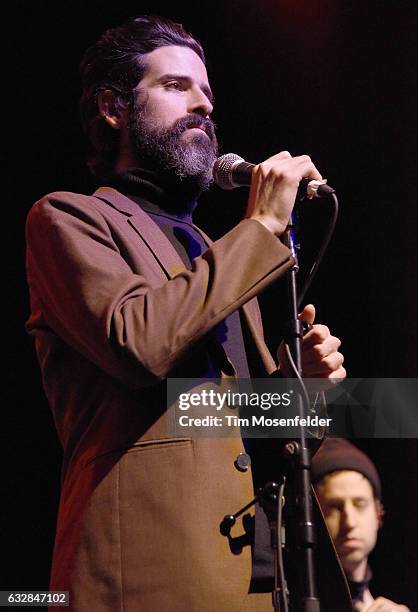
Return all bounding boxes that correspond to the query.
[216,164,338,610]
[280,216,321,612]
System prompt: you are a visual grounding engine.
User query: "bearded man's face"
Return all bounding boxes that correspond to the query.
[127,45,218,196]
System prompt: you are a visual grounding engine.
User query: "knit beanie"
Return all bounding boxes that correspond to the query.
[311,438,382,499]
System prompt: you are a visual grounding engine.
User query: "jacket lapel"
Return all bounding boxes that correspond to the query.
[94,187,187,279]
[94,187,276,373]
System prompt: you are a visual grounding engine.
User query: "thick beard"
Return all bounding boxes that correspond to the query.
[128,99,218,200]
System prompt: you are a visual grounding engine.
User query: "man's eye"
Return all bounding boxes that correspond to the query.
[323,505,340,515]
[166,81,181,90]
[354,500,368,509]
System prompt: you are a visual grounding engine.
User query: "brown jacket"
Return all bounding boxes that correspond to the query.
[25,187,351,611]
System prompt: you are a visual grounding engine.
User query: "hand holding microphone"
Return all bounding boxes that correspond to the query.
[213,151,334,236]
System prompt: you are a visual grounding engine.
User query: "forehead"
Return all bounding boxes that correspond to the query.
[318,470,374,500]
[140,45,209,84]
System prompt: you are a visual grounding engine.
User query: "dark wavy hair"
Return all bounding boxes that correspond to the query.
[79,15,206,181]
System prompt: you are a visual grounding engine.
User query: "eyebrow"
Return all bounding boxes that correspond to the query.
[324,496,370,504]
[158,73,214,104]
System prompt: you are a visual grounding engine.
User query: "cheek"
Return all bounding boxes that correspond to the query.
[144,93,187,126]
[324,515,340,540]
[362,512,379,548]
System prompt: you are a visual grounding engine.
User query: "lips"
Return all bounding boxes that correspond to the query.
[338,538,362,549]
[186,124,207,134]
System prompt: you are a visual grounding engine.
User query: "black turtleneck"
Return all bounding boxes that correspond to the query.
[110,167,198,214]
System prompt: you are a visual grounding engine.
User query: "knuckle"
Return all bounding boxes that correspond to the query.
[267,167,284,184]
[321,325,330,338]
[269,164,282,177]
[322,356,334,371]
[329,365,346,379]
[333,336,342,349]
[255,161,265,172]
[323,352,343,371]
[313,343,325,358]
[321,325,330,336]
[338,366,347,379]
[313,324,329,340]
[256,163,270,179]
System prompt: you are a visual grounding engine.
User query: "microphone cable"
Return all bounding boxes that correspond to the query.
[296,191,339,308]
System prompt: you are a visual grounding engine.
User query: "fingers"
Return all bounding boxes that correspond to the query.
[256,151,322,182]
[303,328,341,354]
[303,336,343,366]
[301,324,345,379]
[304,353,345,378]
[278,339,345,381]
[303,324,334,348]
[265,150,293,161]
[367,598,410,612]
[246,150,323,235]
[298,303,316,326]
[277,306,346,382]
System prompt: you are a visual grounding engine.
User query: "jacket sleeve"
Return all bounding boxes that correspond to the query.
[25,192,294,388]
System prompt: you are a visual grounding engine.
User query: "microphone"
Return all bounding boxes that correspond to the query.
[213,153,335,198]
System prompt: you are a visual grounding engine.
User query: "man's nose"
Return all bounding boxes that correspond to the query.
[188,87,213,118]
[341,503,357,529]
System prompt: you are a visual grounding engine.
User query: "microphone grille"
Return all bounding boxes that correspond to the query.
[213,153,245,190]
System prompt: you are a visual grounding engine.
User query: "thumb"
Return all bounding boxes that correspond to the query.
[298,304,315,325]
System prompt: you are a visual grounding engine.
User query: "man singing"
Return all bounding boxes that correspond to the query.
[26,15,347,611]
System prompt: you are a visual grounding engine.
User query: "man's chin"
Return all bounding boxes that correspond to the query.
[338,547,366,569]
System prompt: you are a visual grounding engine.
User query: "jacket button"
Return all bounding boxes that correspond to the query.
[234,452,251,472]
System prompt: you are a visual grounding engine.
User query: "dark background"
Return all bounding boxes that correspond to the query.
[6,1,417,609]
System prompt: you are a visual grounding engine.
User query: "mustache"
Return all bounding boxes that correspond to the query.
[170,114,217,142]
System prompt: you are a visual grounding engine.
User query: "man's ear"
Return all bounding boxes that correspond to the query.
[376,499,385,529]
[98,89,129,130]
